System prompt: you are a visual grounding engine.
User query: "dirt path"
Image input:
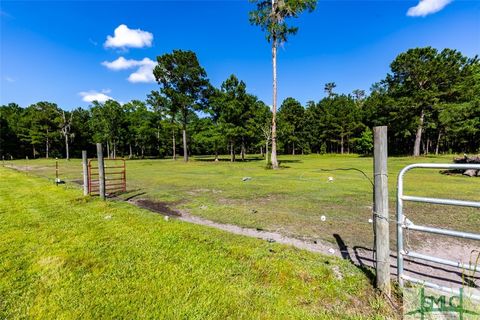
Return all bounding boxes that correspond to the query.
[130,198,480,294]
[178,211,338,253]
[132,198,337,254]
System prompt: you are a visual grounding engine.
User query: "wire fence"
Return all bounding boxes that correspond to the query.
[2,157,479,289]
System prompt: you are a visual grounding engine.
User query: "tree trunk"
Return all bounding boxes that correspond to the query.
[340,135,344,154]
[33,145,36,158]
[157,126,161,158]
[172,127,176,160]
[413,109,425,157]
[107,142,110,159]
[435,131,442,156]
[129,144,133,159]
[241,138,245,161]
[46,128,49,159]
[65,134,69,160]
[270,39,279,169]
[230,142,235,162]
[182,127,188,162]
[292,141,295,155]
[113,142,116,159]
[260,146,263,157]
[425,137,430,155]
[265,139,269,165]
[347,135,350,154]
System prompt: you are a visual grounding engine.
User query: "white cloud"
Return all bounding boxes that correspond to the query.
[4,76,15,83]
[407,0,452,17]
[102,57,138,70]
[102,57,156,83]
[79,89,114,103]
[127,60,156,83]
[104,24,153,49]
[102,57,145,70]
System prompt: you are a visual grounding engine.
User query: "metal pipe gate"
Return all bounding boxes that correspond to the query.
[397,163,480,299]
[88,158,126,195]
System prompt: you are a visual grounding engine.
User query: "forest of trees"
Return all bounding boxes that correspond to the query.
[1,47,479,161]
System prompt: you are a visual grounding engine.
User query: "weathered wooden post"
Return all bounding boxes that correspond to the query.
[82,150,88,196]
[96,143,106,200]
[373,126,390,297]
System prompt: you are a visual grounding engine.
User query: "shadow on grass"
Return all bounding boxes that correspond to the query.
[278,159,302,164]
[334,234,376,286]
[124,191,147,201]
[191,156,303,165]
[354,245,479,287]
[194,157,265,162]
[334,234,480,288]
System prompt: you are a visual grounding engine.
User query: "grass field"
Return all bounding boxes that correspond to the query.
[7,154,480,250]
[0,167,393,319]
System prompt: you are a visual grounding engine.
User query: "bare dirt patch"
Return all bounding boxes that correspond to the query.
[4,164,48,172]
[345,236,480,293]
[217,194,282,206]
[186,188,223,196]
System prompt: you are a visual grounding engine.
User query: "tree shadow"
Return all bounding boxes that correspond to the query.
[278,159,302,164]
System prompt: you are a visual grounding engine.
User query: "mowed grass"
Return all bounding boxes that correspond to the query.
[5,154,480,248]
[0,168,392,319]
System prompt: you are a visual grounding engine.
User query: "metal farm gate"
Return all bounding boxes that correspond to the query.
[397,163,480,299]
[88,158,126,196]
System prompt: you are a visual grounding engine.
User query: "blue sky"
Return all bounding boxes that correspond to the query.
[1,0,479,110]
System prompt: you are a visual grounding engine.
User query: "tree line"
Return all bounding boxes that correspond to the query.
[1,47,479,161]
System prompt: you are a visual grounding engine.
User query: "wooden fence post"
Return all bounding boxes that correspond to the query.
[82,150,88,196]
[96,143,106,200]
[373,126,391,297]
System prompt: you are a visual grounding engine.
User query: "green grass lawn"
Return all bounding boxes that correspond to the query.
[0,167,392,319]
[7,154,479,249]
